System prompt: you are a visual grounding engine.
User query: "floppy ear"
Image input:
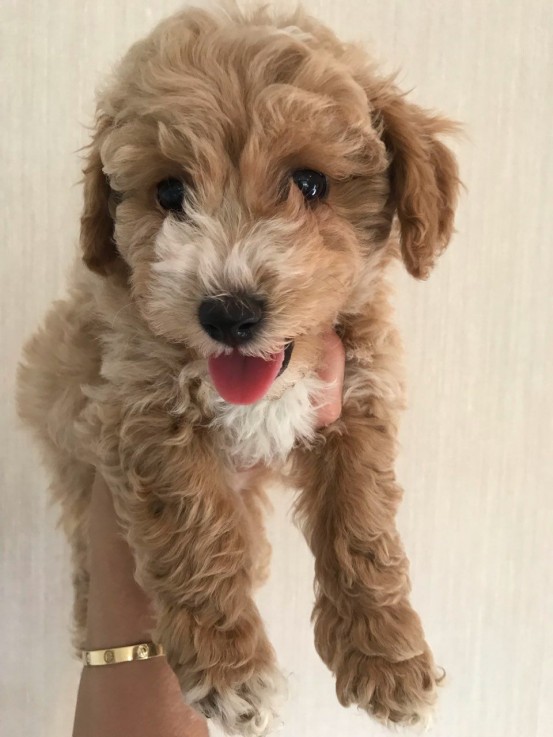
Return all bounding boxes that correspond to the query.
[373,89,461,278]
[80,115,119,275]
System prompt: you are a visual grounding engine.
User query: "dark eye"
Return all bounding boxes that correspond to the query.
[292,169,328,201]
[156,178,185,212]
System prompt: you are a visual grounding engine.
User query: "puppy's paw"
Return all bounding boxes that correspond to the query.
[187,665,287,736]
[335,648,438,725]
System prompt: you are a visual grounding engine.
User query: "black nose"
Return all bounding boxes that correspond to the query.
[198,295,265,346]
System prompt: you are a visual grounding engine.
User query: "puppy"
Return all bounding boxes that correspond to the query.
[17,4,460,735]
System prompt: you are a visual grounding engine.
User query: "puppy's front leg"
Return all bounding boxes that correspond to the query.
[292,319,438,724]
[112,431,284,737]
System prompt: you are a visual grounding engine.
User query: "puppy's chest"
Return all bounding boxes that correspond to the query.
[206,374,325,467]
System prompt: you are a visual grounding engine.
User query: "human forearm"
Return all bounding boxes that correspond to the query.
[72,474,208,737]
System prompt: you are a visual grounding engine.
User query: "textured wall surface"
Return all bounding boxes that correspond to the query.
[1,2,552,736]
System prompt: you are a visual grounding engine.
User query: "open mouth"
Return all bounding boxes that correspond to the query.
[208,341,295,405]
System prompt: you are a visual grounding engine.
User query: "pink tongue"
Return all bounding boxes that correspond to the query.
[208,349,285,405]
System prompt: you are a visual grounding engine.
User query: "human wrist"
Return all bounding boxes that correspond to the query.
[85,535,155,649]
[84,587,155,650]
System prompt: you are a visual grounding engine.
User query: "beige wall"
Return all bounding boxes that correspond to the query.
[1,2,552,736]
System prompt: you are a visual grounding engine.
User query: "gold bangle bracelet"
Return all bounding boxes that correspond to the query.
[82,642,165,667]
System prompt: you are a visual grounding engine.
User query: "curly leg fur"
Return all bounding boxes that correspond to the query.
[293,428,437,724]
[231,470,273,589]
[101,411,285,736]
[291,294,439,725]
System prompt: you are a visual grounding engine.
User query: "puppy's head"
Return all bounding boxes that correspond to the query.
[81,6,460,404]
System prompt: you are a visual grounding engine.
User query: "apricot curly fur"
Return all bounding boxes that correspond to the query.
[17,3,460,735]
